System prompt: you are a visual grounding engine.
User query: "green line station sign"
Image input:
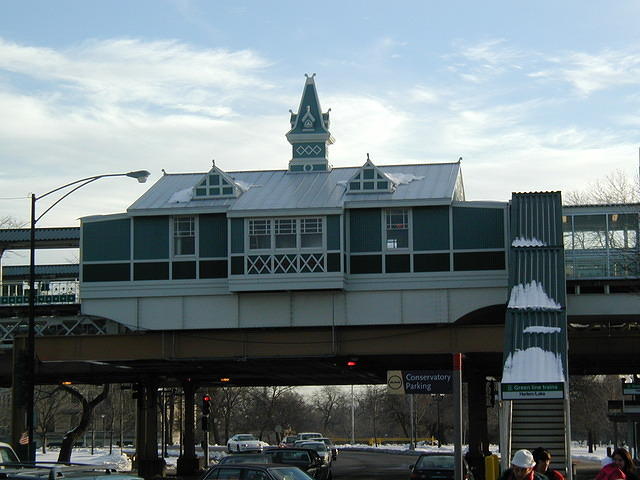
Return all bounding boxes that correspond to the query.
[501,382,564,400]
[387,370,452,395]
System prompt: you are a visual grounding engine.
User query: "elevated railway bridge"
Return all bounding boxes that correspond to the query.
[1,206,639,478]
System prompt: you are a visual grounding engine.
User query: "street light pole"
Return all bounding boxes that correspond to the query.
[24,170,150,461]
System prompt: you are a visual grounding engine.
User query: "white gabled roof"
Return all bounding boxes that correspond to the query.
[127,162,463,215]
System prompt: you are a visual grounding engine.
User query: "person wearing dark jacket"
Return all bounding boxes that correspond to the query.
[499,449,546,480]
[531,447,565,480]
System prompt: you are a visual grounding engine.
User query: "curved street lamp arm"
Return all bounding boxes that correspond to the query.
[35,177,102,224]
[36,173,125,202]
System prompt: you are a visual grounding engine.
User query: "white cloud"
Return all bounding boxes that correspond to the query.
[0,37,271,114]
[531,49,640,96]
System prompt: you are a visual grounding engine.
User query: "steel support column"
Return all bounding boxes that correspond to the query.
[177,379,200,475]
[137,378,165,479]
[466,368,490,480]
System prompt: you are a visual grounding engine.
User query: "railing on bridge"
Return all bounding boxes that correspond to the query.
[1,280,79,306]
[563,206,640,280]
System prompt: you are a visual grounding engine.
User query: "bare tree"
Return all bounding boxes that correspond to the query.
[35,386,65,453]
[565,169,639,205]
[311,386,346,434]
[0,216,26,229]
[57,384,110,462]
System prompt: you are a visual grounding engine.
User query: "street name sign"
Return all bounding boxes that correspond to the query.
[387,370,452,395]
[501,382,564,400]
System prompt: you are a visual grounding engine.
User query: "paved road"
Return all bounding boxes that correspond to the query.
[332,451,601,480]
[332,450,416,480]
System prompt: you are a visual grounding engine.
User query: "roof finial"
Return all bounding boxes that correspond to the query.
[212,159,216,167]
[367,153,370,161]
[161,168,167,176]
[458,156,463,162]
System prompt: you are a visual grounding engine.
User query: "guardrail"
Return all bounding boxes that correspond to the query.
[0,280,79,306]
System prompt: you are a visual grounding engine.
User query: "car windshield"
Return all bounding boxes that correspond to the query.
[269,467,315,480]
[416,455,454,469]
[0,447,19,464]
[219,455,268,464]
[319,439,333,447]
[300,443,327,453]
[236,435,257,441]
[266,451,311,463]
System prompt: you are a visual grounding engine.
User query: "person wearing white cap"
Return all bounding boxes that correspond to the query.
[499,449,546,480]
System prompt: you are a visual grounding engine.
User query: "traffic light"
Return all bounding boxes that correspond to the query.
[202,394,211,416]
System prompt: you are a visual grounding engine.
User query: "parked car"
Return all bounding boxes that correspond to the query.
[295,442,331,466]
[0,442,20,466]
[280,435,298,448]
[227,434,265,453]
[409,453,474,480]
[203,463,314,480]
[296,433,323,441]
[262,448,331,480]
[218,454,269,465]
[315,439,338,461]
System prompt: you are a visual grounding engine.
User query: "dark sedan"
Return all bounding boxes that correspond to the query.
[203,463,313,480]
[218,454,270,465]
[409,453,474,480]
[262,448,331,480]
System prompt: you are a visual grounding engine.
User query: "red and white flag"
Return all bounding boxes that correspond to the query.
[18,431,28,445]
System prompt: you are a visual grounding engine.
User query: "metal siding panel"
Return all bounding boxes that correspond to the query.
[199,214,227,257]
[82,219,131,262]
[327,215,341,251]
[413,206,449,250]
[230,218,244,254]
[134,217,169,260]
[453,207,505,249]
[504,192,568,382]
[349,209,381,253]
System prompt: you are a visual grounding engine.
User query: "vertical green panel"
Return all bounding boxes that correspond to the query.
[134,217,169,260]
[349,209,381,253]
[82,219,131,261]
[327,215,341,251]
[230,218,244,254]
[413,207,450,251]
[199,214,227,257]
[453,207,504,249]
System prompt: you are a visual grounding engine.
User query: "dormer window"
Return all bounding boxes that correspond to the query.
[347,157,395,193]
[193,165,240,199]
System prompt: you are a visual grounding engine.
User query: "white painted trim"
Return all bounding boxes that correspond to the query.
[80,278,230,299]
[345,271,507,291]
[81,213,130,223]
[229,273,344,292]
[345,199,452,209]
[451,201,509,208]
[227,207,343,217]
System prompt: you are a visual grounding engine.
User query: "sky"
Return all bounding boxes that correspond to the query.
[1,0,640,265]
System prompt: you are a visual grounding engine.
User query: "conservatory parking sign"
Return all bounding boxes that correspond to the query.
[501,382,564,400]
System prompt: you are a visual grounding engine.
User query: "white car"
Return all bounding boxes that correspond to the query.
[226,434,265,453]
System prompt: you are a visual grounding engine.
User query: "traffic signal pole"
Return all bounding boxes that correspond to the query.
[202,395,211,466]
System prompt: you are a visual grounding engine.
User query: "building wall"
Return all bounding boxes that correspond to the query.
[80,203,508,330]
